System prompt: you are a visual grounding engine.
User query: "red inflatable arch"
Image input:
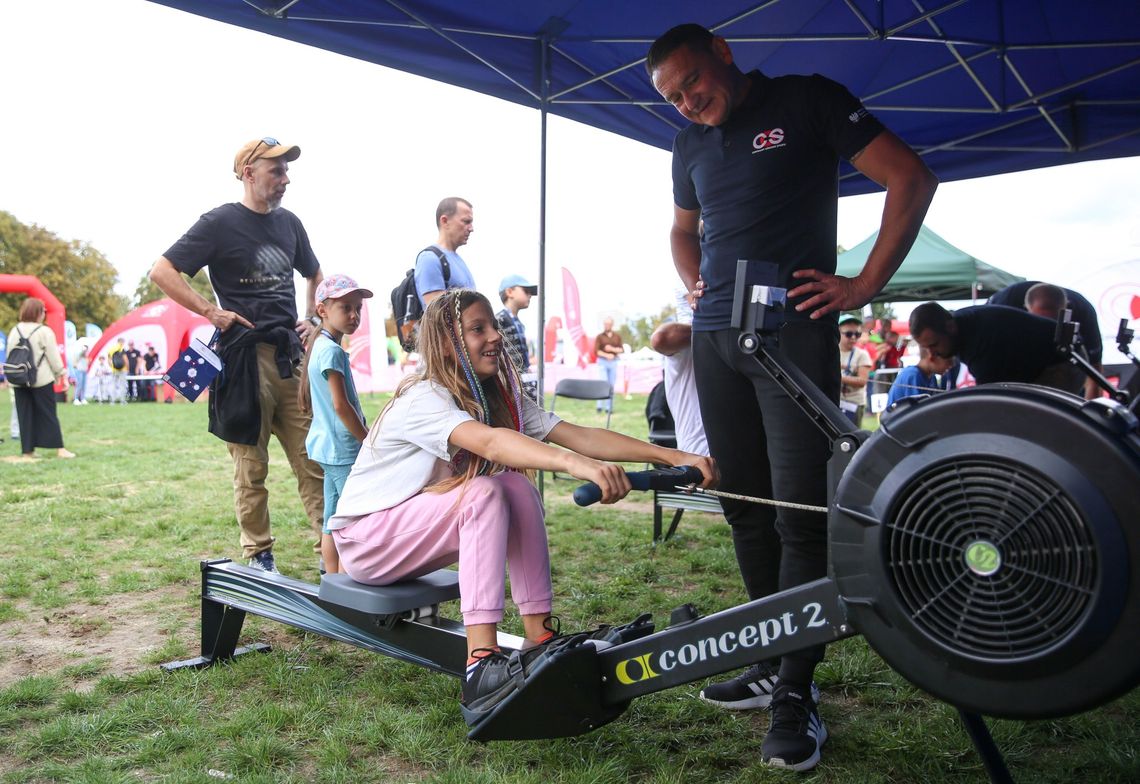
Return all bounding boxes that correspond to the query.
[1,274,67,390]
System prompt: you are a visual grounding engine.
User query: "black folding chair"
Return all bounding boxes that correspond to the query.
[548,379,614,479]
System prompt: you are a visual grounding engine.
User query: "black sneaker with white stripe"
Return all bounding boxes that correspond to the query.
[699,665,820,710]
[761,683,828,772]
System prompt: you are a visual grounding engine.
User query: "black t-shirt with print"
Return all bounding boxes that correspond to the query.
[163,202,320,342]
[671,71,884,330]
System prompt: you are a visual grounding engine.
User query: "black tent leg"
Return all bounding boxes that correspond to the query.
[957,710,1014,784]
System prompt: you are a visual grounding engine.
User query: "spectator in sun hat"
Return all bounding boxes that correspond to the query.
[148,136,325,575]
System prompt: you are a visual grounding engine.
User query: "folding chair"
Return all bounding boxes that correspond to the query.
[549,378,614,430]
[548,379,613,479]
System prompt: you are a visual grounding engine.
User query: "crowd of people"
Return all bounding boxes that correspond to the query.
[2,19,1111,775]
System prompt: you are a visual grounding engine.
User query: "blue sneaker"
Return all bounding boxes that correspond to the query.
[248,550,279,574]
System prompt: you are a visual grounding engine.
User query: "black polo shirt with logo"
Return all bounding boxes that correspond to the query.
[671,71,884,330]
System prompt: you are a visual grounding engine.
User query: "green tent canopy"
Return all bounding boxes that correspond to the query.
[837,225,1024,303]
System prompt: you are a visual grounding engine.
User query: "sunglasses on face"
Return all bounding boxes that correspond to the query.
[842,331,862,339]
[242,136,281,169]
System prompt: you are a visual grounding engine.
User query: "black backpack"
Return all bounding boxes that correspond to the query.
[3,325,43,388]
[391,246,450,352]
[111,349,126,370]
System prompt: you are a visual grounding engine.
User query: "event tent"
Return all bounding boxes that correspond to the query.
[148,1,1140,192]
[836,225,1024,302]
[88,299,214,386]
[147,1,1140,381]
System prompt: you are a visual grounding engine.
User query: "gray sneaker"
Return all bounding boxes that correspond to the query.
[248,550,279,574]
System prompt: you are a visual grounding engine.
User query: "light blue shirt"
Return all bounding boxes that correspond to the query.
[414,245,476,306]
[305,334,365,465]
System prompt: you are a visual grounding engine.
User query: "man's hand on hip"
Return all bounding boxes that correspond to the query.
[788,270,873,320]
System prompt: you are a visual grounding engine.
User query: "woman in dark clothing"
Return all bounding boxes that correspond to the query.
[7,297,75,460]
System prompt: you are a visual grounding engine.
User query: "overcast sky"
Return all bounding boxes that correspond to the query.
[2,0,1138,343]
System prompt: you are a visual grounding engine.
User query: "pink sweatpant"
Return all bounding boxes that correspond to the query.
[333,471,552,626]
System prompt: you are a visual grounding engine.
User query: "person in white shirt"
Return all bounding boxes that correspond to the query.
[328,289,717,719]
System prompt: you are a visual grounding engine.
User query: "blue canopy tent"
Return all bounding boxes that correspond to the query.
[146,0,1140,387]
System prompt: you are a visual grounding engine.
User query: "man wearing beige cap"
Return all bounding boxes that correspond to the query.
[149,137,325,575]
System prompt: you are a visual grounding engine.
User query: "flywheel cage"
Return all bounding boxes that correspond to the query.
[885,458,1097,661]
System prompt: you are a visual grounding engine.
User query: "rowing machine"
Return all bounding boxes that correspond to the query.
[462,263,1140,783]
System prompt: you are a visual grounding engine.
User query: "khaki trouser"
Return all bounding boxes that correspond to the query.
[227,343,324,558]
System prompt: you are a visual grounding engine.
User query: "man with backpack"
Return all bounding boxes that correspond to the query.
[392,197,477,353]
[416,197,476,307]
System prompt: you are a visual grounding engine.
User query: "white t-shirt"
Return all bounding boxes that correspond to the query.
[840,346,873,407]
[328,379,560,528]
[662,348,708,456]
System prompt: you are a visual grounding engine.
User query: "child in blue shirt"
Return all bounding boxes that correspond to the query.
[300,274,372,574]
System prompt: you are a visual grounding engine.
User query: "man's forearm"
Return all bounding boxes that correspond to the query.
[670,225,701,292]
[149,258,218,320]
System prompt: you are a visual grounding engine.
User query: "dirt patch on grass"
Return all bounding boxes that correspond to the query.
[0,583,193,690]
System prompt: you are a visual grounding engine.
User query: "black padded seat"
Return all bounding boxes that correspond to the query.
[318,569,460,614]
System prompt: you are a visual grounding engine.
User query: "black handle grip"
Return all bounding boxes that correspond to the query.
[572,465,705,507]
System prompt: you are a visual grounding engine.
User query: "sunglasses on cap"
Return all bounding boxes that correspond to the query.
[242,136,281,169]
[841,330,862,339]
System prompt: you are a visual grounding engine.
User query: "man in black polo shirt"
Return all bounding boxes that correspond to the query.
[647,24,937,771]
[909,301,1083,393]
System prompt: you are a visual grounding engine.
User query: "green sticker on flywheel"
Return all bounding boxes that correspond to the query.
[964,540,1002,576]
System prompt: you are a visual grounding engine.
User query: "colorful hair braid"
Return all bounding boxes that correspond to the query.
[444,292,495,476]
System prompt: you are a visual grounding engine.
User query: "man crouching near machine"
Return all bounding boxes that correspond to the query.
[647,23,937,771]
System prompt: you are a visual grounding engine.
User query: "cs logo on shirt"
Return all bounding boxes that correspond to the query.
[752,127,785,153]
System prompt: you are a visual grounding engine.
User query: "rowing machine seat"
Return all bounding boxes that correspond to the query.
[319,569,460,614]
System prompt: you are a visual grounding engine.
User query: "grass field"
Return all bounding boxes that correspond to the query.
[0,391,1136,783]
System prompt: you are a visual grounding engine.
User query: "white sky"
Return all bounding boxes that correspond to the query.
[2,0,1139,344]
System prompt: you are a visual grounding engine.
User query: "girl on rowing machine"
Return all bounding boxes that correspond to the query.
[327,288,716,714]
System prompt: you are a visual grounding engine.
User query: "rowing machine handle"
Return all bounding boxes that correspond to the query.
[572,465,705,507]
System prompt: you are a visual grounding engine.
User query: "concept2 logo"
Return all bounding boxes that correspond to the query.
[752,127,785,153]
[612,603,828,684]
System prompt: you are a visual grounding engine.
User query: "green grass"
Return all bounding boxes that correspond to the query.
[0,391,1136,783]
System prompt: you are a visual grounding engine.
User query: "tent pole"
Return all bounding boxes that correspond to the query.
[537,36,550,502]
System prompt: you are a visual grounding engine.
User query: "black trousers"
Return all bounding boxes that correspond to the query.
[693,321,839,676]
[13,384,64,453]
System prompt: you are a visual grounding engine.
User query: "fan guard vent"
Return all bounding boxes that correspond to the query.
[886,458,1097,661]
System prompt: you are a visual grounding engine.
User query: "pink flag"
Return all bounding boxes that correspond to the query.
[348,300,373,391]
[562,267,592,368]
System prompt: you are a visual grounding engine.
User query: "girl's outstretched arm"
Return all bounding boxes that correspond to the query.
[326,371,369,442]
[450,421,633,503]
[546,421,718,488]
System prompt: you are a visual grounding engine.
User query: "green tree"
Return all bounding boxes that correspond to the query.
[621,304,675,352]
[131,268,214,309]
[0,211,125,330]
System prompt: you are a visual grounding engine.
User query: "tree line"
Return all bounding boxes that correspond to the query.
[0,210,211,330]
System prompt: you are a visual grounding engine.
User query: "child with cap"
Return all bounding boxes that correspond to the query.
[495,274,538,400]
[838,313,873,425]
[299,273,373,574]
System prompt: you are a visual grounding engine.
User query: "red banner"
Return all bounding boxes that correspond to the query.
[348,300,373,389]
[562,267,592,368]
